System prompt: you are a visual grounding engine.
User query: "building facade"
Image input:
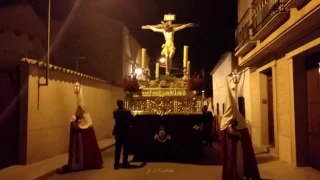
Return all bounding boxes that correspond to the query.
[235,0,320,170]
[0,3,147,169]
[47,1,149,84]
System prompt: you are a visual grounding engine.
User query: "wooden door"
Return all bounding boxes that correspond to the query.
[0,69,20,169]
[307,68,320,171]
[267,76,275,146]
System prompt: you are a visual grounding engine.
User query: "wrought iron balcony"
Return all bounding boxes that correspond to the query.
[252,0,290,41]
[239,0,320,67]
[284,0,310,9]
[235,8,257,57]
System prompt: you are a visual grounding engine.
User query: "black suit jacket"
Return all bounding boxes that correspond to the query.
[112,107,133,137]
[202,111,213,127]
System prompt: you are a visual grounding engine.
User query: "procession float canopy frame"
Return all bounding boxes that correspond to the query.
[125,14,202,116]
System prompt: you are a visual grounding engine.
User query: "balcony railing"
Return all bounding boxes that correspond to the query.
[235,8,254,48]
[235,0,310,57]
[235,8,257,57]
[252,0,290,41]
[284,0,310,9]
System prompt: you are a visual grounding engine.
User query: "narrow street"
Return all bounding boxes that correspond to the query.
[45,143,222,180]
[44,142,320,180]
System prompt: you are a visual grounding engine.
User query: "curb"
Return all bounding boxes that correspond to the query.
[34,143,115,180]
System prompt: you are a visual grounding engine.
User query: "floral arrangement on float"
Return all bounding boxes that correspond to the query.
[123,74,140,94]
[187,72,204,95]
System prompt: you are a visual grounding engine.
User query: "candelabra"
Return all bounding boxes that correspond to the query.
[182,67,188,80]
[141,69,150,80]
[74,82,81,105]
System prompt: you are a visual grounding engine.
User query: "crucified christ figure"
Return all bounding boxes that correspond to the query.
[142,21,197,75]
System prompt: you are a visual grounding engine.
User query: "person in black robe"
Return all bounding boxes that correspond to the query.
[202,105,213,147]
[112,100,133,170]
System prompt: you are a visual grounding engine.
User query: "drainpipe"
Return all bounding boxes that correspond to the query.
[39,0,51,86]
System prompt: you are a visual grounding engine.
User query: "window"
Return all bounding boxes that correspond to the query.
[238,96,246,118]
[222,103,225,114]
[217,103,220,115]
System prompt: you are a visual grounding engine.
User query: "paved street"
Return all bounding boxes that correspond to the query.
[45,143,320,180]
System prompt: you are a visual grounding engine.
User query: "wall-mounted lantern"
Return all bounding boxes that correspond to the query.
[232,70,240,84]
[74,82,81,94]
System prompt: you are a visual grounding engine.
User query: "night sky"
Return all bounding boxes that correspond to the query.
[92,0,238,74]
[104,0,238,72]
[1,0,237,95]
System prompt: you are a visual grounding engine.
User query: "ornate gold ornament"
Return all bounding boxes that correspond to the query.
[125,94,202,115]
[124,76,203,115]
[154,125,171,142]
[126,14,201,115]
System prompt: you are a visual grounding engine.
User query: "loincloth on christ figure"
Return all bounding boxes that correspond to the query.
[161,44,176,56]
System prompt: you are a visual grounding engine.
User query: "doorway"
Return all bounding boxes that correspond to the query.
[307,67,320,171]
[261,69,275,148]
[267,75,275,146]
[0,68,20,169]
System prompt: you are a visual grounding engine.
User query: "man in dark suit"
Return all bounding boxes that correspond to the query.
[113,100,133,170]
[202,105,213,147]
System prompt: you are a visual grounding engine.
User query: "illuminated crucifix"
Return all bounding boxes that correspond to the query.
[142,14,197,75]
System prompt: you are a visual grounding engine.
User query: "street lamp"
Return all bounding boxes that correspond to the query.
[135,68,143,76]
[74,82,81,106]
[74,82,81,94]
[39,0,51,86]
[232,70,240,84]
[159,57,165,63]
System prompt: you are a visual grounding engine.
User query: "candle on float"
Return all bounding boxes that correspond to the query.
[141,48,146,69]
[155,63,159,79]
[187,61,190,75]
[183,46,188,68]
